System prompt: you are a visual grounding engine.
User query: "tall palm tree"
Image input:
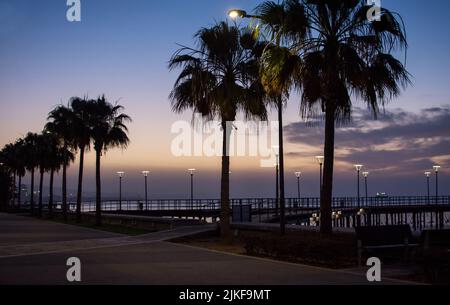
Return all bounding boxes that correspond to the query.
[46,105,76,222]
[0,143,18,207]
[46,137,75,218]
[35,133,51,218]
[71,97,92,223]
[23,132,39,214]
[256,0,410,233]
[0,166,14,212]
[88,96,131,226]
[13,139,27,209]
[169,22,268,238]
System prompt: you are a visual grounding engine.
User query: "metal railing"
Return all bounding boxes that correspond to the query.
[40,195,450,213]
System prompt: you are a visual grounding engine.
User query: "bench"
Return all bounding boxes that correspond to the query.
[355,225,418,266]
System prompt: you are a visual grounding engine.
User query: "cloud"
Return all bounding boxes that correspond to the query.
[285,106,450,174]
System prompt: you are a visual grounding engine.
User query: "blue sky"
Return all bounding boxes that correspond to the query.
[0,0,449,198]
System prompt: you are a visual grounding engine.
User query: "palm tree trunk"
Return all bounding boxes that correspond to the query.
[17,175,22,209]
[220,120,231,239]
[95,149,102,226]
[13,172,16,207]
[277,98,286,235]
[38,168,44,218]
[320,103,335,234]
[49,169,54,218]
[76,145,85,223]
[62,144,68,222]
[30,168,35,215]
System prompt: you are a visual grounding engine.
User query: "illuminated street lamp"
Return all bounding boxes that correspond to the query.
[117,171,124,211]
[362,171,369,200]
[433,165,441,204]
[142,171,149,209]
[295,172,301,199]
[227,9,259,19]
[188,169,196,209]
[354,165,363,208]
[424,171,431,204]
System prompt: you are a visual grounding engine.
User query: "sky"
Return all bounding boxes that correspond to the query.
[0,0,449,199]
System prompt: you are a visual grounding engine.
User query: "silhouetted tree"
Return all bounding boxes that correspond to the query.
[169,22,268,238]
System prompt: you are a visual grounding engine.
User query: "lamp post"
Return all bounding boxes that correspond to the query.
[188,169,196,209]
[315,156,324,198]
[117,171,124,211]
[273,146,279,217]
[230,8,285,235]
[362,171,369,201]
[424,171,431,204]
[142,171,149,209]
[433,165,441,205]
[295,172,301,199]
[354,165,363,208]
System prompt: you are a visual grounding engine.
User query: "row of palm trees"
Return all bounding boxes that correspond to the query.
[169,0,410,235]
[0,96,131,225]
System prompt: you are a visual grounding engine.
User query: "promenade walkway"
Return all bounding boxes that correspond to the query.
[0,213,411,285]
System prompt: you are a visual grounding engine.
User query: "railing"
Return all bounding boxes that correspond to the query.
[41,195,450,212]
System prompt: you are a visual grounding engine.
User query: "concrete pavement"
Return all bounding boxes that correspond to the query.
[0,213,410,285]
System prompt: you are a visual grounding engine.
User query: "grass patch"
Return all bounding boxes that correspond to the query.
[171,228,358,269]
[41,214,157,236]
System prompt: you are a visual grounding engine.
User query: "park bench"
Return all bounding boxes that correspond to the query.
[355,225,418,266]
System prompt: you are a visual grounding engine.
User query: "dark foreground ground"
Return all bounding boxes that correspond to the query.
[0,213,412,285]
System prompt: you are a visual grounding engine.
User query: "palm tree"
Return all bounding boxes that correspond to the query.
[0,143,18,207]
[46,105,76,222]
[88,96,131,226]
[35,133,51,218]
[256,0,410,234]
[23,132,39,214]
[169,22,268,238]
[71,97,92,223]
[46,137,75,218]
[0,166,14,212]
[13,139,27,209]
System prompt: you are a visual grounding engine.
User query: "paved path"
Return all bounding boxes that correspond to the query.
[0,213,411,285]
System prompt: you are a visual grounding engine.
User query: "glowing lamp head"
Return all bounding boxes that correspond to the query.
[295,172,301,178]
[117,171,124,178]
[433,165,441,172]
[315,156,324,164]
[188,168,196,175]
[424,171,431,177]
[228,9,247,19]
[354,164,363,171]
[362,171,369,178]
[142,171,150,177]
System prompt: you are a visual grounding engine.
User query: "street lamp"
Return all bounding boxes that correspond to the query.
[116,171,124,211]
[295,172,301,199]
[142,171,149,209]
[315,156,324,196]
[354,165,363,208]
[227,9,259,19]
[188,169,196,209]
[362,171,369,200]
[433,165,441,204]
[424,171,431,204]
